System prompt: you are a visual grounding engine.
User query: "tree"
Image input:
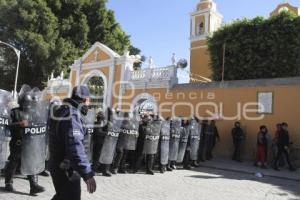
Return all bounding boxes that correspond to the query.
[0,0,140,91]
[129,45,142,70]
[208,12,300,81]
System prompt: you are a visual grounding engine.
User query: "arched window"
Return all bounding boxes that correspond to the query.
[86,76,105,109]
[198,22,204,35]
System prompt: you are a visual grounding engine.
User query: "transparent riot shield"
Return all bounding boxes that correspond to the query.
[0,90,11,169]
[143,119,162,155]
[189,119,200,161]
[169,118,182,161]
[177,126,190,163]
[160,120,170,165]
[99,118,122,165]
[21,88,47,175]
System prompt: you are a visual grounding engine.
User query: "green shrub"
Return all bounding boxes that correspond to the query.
[208,12,300,81]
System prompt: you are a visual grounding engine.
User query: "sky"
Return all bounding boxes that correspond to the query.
[107,0,300,82]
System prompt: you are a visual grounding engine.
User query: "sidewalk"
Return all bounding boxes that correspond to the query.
[199,158,300,182]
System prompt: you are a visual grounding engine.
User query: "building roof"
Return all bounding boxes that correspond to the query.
[270,3,300,17]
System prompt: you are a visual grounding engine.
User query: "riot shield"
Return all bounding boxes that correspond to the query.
[21,88,47,175]
[177,126,190,163]
[169,119,181,161]
[189,119,201,161]
[143,119,162,155]
[160,120,170,165]
[0,90,11,169]
[99,118,122,165]
[120,116,140,151]
[83,109,96,161]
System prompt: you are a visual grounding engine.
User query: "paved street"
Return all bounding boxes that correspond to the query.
[0,166,299,200]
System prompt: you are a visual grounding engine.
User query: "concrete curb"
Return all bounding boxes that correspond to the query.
[200,164,300,182]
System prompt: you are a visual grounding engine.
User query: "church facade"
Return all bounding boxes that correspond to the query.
[45,1,300,163]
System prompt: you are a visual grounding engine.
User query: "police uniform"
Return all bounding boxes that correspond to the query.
[134,116,155,174]
[49,87,94,200]
[5,86,45,195]
[91,112,106,172]
[134,115,159,175]
[112,117,129,174]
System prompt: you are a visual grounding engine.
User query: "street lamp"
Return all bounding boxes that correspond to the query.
[0,41,21,100]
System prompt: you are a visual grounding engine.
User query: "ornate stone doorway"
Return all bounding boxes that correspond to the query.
[81,70,107,110]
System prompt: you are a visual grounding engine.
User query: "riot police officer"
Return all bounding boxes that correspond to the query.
[134,113,161,175]
[49,86,96,200]
[198,120,208,162]
[98,108,121,177]
[168,118,182,170]
[112,112,139,174]
[207,120,220,160]
[0,90,11,171]
[91,110,106,173]
[5,85,45,195]
[177,119,190,169]
[159,117,172,173]
[189,118,201,167]
[134,113,150,173]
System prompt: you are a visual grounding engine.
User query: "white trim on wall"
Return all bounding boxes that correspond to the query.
[79,42,120,64]
[190,45,208,50]
[106,58,116,108]
[70,59,114,70]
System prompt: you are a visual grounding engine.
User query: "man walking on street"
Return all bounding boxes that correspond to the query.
[273,123,296,171]
[49,86,97,200]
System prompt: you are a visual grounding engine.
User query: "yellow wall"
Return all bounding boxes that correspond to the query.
[83,47,111,64]
[190,40,212,80]
[111,64,122,108]
[44,92,69,101]
[121,84,300,160]
[70,70,77,86]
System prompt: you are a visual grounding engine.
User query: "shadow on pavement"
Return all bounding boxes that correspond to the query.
[188,166,300,198]
[0,187,30,196]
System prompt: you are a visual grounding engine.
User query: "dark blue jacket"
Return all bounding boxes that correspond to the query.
[49,98,93,181]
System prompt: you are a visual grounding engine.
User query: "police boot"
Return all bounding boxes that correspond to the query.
[160,165,166,173]
[111,168,118,175]
[166,161,173,171]
[5,163,15,192]
[4,172,14,192]
[28,175,45,195]
[118,152,128,174]
[191,161,200,167]
[4,183,14,192]
[146,155,155,175]
[102,165,112,177]
[170,161,177,170]
[133,156,143,173]
[183,164,192,170]
[166,165,173,172]
[39,170,50,177]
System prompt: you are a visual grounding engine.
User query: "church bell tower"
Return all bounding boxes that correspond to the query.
[190,0,222,81]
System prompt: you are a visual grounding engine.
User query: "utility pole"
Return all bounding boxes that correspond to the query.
[221,43,226,82]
